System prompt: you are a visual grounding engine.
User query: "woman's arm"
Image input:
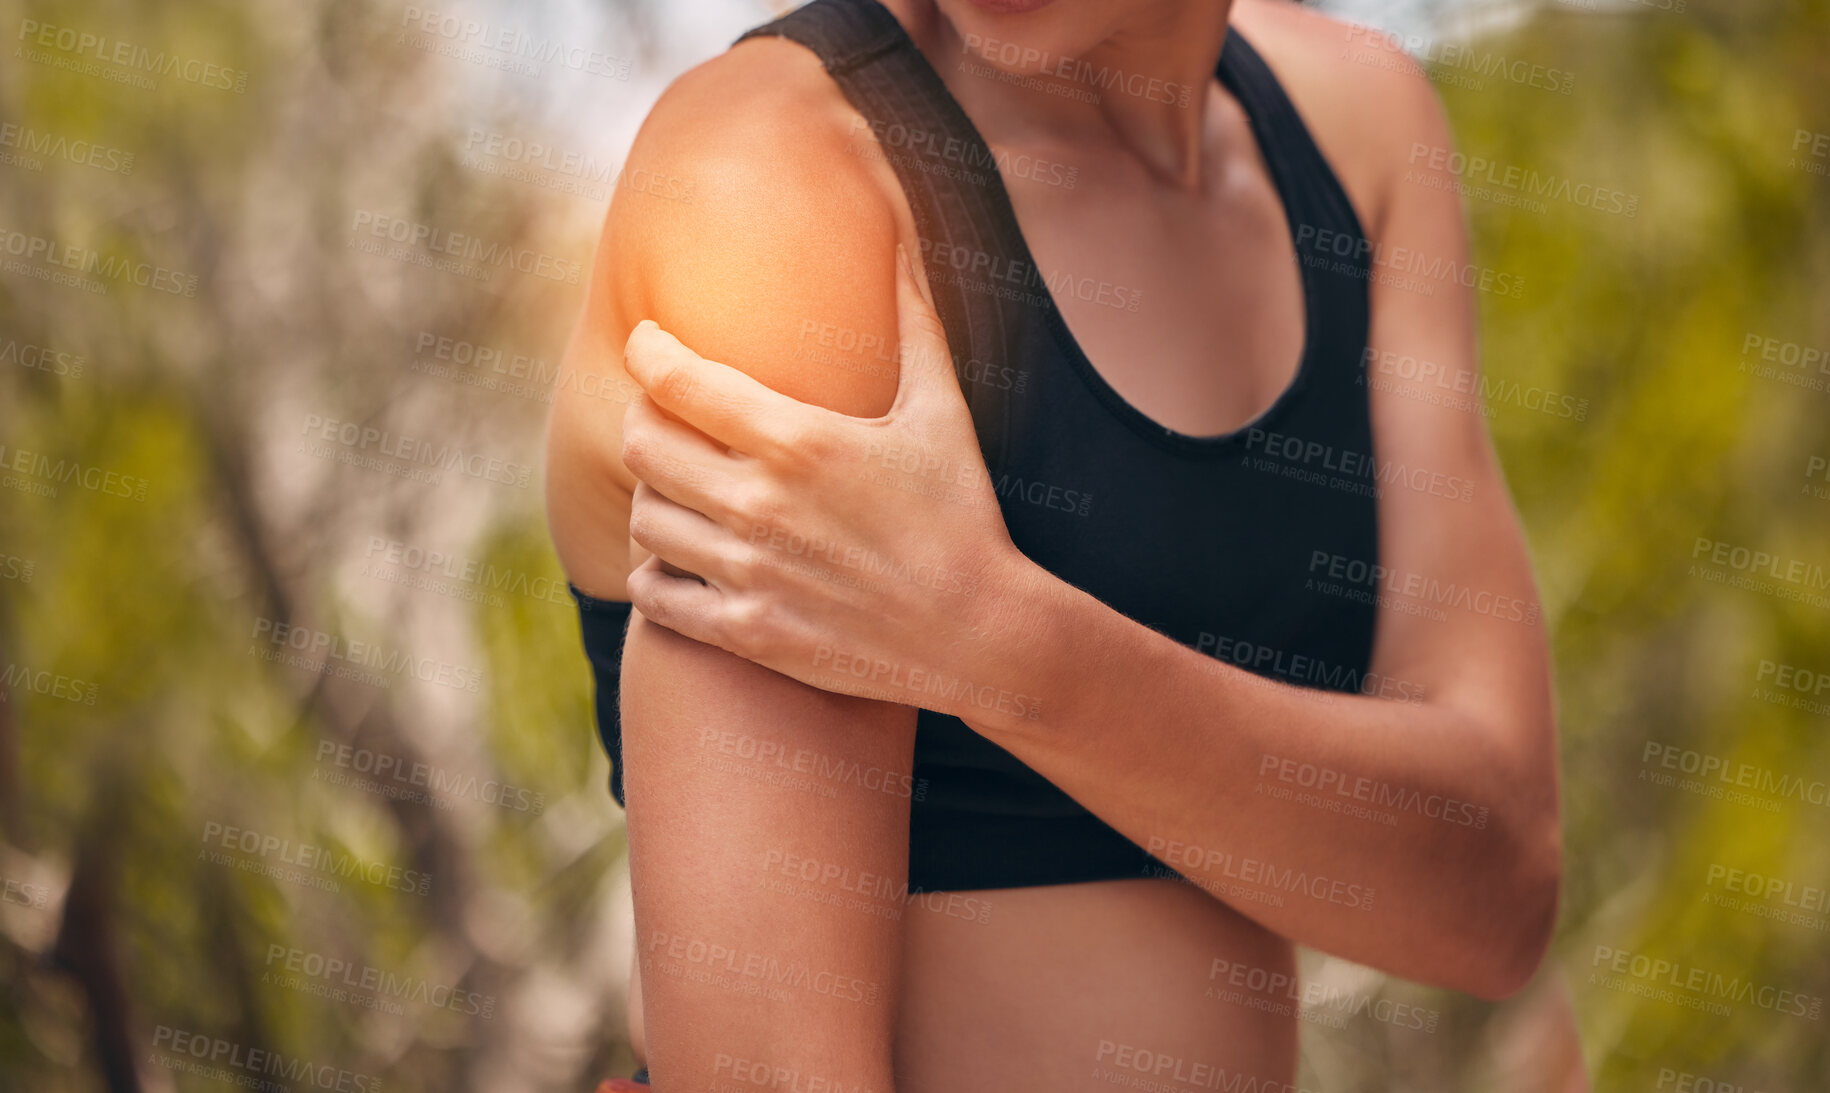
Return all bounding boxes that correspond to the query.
[549,40,927,1089]
[929,63,1559,1000]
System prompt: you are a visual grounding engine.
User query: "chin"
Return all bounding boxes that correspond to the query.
[962,0,1059,13]
[937,0,1125,72]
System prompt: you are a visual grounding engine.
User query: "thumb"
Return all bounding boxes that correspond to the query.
[888,243,960,420]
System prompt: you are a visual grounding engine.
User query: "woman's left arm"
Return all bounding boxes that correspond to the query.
[619,86,1559,1002]
[963,71,1561,1001]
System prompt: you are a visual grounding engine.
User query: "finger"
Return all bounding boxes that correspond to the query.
[888,243,963,421]
[622,393,755,527]
[624,319,815,455]
[625,554,727,649]
[627,480,743,588]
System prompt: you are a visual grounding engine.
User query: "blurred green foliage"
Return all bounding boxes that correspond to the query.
[0,0,1826,1089]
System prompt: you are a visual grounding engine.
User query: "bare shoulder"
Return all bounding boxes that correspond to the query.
[605,35,910,415]
[1229,0,1457,239]
[545,35,913,591]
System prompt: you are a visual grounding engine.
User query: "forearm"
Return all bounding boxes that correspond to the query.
[960,561,1560,998]
[621,614,916,1089]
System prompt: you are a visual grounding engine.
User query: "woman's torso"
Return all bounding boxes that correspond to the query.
[599,0,1391,1083]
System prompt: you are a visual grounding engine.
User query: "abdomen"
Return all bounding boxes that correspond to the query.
[895,878,1298,1092]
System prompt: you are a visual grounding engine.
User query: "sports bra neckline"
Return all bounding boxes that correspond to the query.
[841,5,1363,455]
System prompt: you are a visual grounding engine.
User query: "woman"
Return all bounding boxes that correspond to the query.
[545,0,1564,1089]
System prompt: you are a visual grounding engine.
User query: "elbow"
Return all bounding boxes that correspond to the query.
[1462,811,1562,1002]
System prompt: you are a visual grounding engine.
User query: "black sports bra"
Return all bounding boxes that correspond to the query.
[571,0,1380,892]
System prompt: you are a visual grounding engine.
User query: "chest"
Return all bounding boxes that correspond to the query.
[988,111,1307,439]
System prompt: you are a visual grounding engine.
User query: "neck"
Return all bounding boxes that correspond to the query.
[892,0,1235,189]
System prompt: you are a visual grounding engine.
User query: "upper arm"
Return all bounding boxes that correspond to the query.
[597,40,922,1090]
[1241,0,1556,762]
[1344,51,1557,771]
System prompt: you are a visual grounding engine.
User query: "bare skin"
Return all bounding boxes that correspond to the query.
[546,0,1565,1089]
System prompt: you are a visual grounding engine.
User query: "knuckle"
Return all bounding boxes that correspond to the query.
[769,419,814,461]
[626,504,656,547]
[710,601,749,656]
[727,594,769,641]
[730,542,769,586]
[655,362,696,405]
[626,574,660,623]
[798,423,840,463]
[619,427,650,472]
[734,479,781,525]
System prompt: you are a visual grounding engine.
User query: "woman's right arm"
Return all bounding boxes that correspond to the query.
[547,41,923,1090]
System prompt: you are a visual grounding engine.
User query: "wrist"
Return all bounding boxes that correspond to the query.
[946,544,1062,737]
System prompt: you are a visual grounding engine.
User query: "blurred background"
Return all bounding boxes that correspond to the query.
[1,0,1826,1088]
